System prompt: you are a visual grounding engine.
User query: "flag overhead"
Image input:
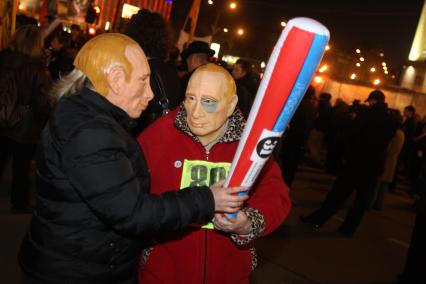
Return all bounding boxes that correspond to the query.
[186,0,201,43]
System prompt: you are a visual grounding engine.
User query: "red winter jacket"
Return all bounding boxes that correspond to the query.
[137,107,291,284]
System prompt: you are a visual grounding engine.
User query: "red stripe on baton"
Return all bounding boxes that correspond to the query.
[228,27,315,186]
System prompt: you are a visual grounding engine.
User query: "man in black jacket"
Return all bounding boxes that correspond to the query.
[18,33,247,284]
[301,90,397,237]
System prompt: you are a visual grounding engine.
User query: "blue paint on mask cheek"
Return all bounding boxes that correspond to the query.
[201,101,219,113]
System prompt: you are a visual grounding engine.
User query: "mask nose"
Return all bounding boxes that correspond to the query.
[145,81,154,102]
[191,99,205,119]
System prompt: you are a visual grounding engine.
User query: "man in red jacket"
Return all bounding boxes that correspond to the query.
[137,63,291,284]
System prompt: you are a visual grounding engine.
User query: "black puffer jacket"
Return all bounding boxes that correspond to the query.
[19,87,214,284]
[0,49,51,143]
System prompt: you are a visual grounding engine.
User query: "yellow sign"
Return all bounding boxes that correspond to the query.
[180,160,231,229]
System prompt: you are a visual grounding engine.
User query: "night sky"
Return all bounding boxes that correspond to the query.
[170,0,424,70]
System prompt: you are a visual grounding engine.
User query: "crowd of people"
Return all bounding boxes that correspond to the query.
[0,9,424,284]
[281,86,426,283]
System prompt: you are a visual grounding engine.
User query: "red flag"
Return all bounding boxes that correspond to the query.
[39,0,49,26]
[187,0,201,43]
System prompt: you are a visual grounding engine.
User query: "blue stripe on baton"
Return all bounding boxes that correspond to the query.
[272,33,329,132]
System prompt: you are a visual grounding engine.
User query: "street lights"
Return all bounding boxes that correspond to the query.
[208,2,241,55]
[221,27,244,54]
[212,1,238,35]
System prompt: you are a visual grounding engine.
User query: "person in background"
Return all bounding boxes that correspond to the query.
[0,25,52,213]
[15,14,38,28]
[325,98,351,174]
[370,109,405,210]
[307,92,333,165]
[166,45,180,71]
[279,86,317,186]
[416,115,426,136]
[401,105,417,181]
[138,63,291,284]
[125,9,181,134]
[47,31,76,81]
[399,158,426,284]
[69,24,86,50]
[301,90,397,237]
[411,123,426,196]
[178,40,215,103]
[232,59,259,118]
[18,33,247,284]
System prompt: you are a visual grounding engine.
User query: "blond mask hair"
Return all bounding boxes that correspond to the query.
[193,63,237,101]
[73,33,136,96]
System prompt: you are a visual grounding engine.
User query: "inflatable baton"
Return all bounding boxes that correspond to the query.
[225,18,329,217]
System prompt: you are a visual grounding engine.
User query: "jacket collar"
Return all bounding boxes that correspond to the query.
[80,87,137,130]
[174,105,245,145]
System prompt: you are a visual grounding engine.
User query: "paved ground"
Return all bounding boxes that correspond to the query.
[0,160,416,284]
[251,165,415,284]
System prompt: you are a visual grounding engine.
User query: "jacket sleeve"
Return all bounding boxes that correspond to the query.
[245,158,291,236]
[61,120,214,239]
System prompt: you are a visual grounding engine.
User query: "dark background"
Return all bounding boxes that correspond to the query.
[170,0,424,70]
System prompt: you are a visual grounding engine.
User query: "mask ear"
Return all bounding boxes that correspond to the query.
[106,66,126,94]
[226,95,238,117]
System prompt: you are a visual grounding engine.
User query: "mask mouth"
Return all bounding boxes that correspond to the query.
[188,120,204,128]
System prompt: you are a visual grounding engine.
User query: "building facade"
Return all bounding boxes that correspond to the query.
[401,0,426,93]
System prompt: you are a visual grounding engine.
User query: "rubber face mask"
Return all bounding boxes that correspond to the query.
[74,33,134,96]
[184,65,237,146]
[110,44,153,119]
